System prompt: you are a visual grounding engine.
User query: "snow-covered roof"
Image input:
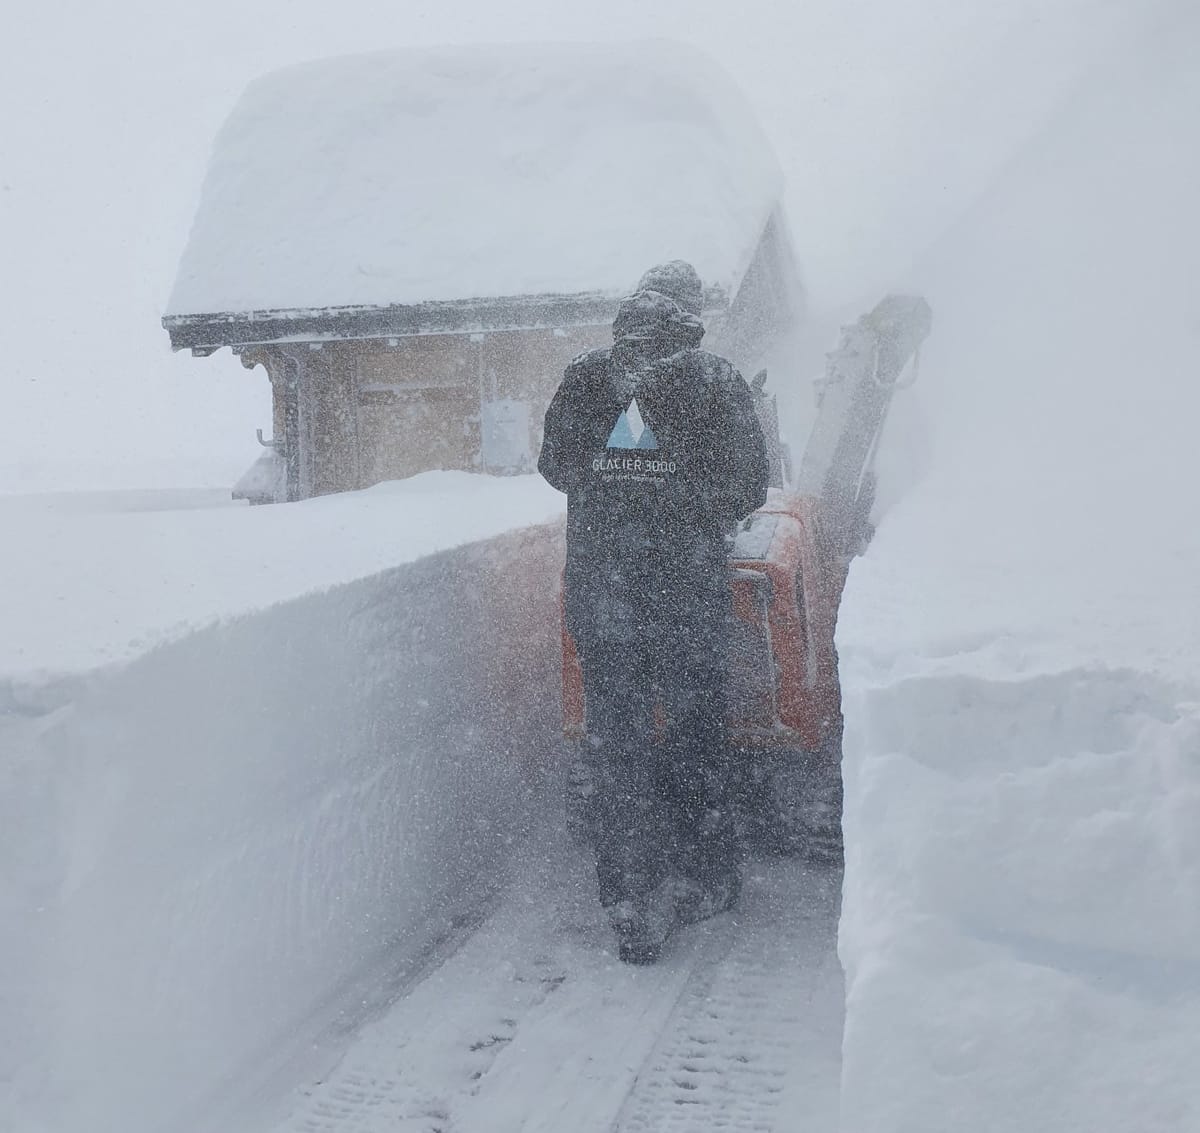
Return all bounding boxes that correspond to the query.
[166,41,782,323]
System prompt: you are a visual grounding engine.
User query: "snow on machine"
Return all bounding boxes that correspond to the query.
[562,295,932,860]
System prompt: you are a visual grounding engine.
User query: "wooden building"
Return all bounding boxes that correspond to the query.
[163,43,803,502]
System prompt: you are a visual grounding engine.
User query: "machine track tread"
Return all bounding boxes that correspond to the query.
[612,860,842,1132]
[268,839,842,1133]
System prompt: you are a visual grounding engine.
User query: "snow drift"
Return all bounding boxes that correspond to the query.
[0,474,564,681]
[838,17,1200,1132]
[0,481,567,1133]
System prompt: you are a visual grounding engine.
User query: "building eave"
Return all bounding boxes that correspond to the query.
[163,287,730,355]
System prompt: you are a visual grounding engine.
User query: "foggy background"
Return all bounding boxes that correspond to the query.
[0,0,1156,492]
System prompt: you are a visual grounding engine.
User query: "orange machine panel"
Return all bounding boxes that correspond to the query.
[560,492,844,756]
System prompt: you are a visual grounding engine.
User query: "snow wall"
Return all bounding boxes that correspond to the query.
[837,19,1200,1133]
[2,522,565,1133]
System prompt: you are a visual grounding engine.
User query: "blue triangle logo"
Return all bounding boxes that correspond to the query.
[606,399,658,450]
[606,412,636,449]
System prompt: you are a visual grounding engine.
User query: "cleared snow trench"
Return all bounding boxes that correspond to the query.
[257,824,843,1133]
[0,481,844,1133]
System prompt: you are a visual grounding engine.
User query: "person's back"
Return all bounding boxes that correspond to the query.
[538,260,768,963]
[539,268,768,643]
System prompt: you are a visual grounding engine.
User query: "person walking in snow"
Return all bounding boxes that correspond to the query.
[538,261,769,963]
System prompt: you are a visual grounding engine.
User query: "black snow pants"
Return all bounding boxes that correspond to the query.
[576,573,740,910]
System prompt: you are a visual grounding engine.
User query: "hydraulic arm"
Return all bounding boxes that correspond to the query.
[795,295,933,559]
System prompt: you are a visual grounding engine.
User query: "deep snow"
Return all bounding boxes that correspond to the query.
[0,479,566,1133]
[836,17,1200,1132]
[168,42,780,317]
[0,473,563,682]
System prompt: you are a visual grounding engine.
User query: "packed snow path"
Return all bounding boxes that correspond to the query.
[268,827,843,1133]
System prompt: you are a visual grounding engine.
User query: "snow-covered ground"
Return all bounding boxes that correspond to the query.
[837,21,1200,1133]
[256,829,842,1133]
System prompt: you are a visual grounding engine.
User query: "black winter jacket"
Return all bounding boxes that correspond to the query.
[539,343,769,645]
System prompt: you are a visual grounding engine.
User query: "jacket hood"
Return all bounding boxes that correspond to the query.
[635,260,704,316]
[611,288,705,372]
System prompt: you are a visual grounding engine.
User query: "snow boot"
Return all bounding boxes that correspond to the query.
[672,868,741,928]
[607,881,677,965]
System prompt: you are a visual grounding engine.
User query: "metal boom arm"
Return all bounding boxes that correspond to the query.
[794,294,932,558]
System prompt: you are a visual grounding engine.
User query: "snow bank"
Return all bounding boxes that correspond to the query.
[838,18,1200,1132]
[0,472,563,682]
[0,478,568,1133]
[167,40,781,317]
